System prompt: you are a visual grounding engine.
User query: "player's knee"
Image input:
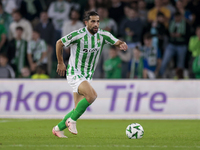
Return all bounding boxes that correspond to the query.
[93,90,97,99]
[85,92,97,104]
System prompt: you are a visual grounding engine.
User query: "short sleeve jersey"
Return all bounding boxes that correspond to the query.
[61,27,118,79]
[27,39,47,62]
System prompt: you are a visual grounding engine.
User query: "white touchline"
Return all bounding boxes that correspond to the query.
[0,119,33,123]
[1,145,200,148]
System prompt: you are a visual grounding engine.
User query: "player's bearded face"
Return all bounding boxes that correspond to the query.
[86,16,100,35]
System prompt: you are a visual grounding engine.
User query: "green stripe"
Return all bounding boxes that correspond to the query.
[75,40,81,69]
[81,53,88,75]
[89,51,99,79]
[71,66,74,75]
[91,36,95,48]
[86,52,95,79]
[103,34,115,44]
[71,31,79,37]
[90,70,95,80]
[66,64,70,75]
[82,28,86,32]
[97,33,101,47]
[61,38,66,43]
[84,34,88,48]
[89,39,105,79]
[98,39,105,62]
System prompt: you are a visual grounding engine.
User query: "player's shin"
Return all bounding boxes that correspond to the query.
[70,98,91,121]
[57,109,74,130]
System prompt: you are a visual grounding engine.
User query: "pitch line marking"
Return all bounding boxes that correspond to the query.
[1,144,200,148]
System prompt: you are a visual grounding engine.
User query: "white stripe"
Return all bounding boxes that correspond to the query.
[84,53,91,75]
[99,30,118,45]
[77,38,85,72]
[82,35,92,75]
[93,35,104,71]
[69,43,77,71]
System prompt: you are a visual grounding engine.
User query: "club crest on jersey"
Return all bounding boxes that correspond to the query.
[97,39,100,43]
[67,34,72,40]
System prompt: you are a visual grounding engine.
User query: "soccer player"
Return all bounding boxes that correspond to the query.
[52,11,128,138]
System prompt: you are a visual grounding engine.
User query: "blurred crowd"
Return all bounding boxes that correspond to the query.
[0,0,200,79]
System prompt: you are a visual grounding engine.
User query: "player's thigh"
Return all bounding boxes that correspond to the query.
[78,81,97,103]
[73,92,84,108]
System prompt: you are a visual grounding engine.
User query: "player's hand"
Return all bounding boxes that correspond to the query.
[119,42,128,51]
[56,63,66,76]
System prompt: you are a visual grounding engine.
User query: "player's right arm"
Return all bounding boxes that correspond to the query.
[56,30,80,76]
[56,39,66,76]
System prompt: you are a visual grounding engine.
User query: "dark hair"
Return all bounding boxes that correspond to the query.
[36,65,46,74]
[174,11,181,17]
[134,46,140,50]
[69,8,80,20]
[40,10,48,14]
[16,26,24,31]
[196,25,200,30]
[83,11,99,22]
[130,8,138,13]
[157,12,165,17]
[144,33,152,40]
[12,10,21,15]
[0,2,2,7]
[33,29,40,35]
[85,0,97,11]
[0,53,8,58]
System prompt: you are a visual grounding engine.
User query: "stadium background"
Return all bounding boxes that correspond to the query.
[0,0,200,79]
[0,1,200,149]
[0,0,199,119]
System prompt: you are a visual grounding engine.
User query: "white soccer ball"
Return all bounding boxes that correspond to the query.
[126,123,144,139]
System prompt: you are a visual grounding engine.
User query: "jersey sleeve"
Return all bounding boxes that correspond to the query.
[101,30,118,45]
[61,31,79,47]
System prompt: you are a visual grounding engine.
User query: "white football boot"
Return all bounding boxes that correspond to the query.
[52,126,67,138]
[66,118,78,135]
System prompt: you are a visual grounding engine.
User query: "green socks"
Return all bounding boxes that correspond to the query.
[71,98,91,121]
[57,98,90,130]
[58,110,74,131]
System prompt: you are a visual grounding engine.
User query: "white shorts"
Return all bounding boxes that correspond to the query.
[67,74,92,93]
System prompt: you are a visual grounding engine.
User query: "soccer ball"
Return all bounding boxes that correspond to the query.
[126,123,144,139]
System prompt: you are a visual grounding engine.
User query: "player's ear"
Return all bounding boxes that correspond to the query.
[84,21,88,26]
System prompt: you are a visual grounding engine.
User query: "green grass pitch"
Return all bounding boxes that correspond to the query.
[0,119,199,150]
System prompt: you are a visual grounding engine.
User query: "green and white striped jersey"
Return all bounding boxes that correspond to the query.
[61,27,118,79]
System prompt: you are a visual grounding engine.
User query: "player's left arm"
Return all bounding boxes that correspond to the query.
[102,30,128,51]
[114,40,128,51]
